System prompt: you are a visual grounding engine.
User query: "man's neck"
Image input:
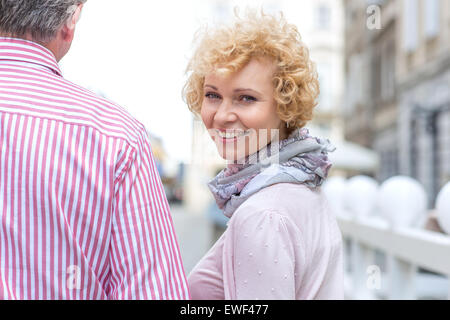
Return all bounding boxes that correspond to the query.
[0,32,33,41]
[0,32,60,61]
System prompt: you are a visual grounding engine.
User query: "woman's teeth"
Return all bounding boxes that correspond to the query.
[217,130,250,139]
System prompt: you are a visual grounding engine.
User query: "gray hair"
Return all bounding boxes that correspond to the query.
[0,0,87,43]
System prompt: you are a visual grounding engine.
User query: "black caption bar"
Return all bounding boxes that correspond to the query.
[0,300,446,318]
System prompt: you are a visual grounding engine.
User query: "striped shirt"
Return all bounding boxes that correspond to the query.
[0,37,190,300]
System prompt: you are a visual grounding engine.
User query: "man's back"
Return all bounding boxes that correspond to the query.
[0,37,189,299]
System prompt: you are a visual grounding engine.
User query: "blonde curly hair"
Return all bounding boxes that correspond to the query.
[182,9,320,132]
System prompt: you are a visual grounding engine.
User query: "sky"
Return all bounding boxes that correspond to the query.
[61,0,204,163]
[60,0,283,164]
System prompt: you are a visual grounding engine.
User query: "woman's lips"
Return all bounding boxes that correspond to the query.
[214,129,251,144]
[218,136,238,144]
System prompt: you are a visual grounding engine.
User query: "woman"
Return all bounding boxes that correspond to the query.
[183,10,344,300]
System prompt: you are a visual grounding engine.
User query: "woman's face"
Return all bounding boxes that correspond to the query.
[201,57,288,162]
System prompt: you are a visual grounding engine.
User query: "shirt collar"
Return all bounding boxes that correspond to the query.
[0,37,62,76]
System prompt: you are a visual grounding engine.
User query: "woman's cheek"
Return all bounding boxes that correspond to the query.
[200,105,213,129]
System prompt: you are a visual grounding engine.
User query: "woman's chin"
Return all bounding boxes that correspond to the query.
[216,149,248,163]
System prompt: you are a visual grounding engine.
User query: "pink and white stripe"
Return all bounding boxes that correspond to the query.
[0,37,190,300]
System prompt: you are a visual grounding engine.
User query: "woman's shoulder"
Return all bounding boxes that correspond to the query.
[236,183,325,217]
[230,182,339,239]
[225,188,305,252]
[257,182,321,199]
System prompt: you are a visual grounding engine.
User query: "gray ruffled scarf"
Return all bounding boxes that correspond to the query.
[207,128,336,218]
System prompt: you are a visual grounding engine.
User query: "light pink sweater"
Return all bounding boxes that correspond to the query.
[188,183,344,300]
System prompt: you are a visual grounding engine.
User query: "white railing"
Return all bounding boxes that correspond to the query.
[323,176,450,300]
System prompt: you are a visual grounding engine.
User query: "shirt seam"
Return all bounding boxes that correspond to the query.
[1,109,140,192]
[113,149,137,186]
[0,109,139,147]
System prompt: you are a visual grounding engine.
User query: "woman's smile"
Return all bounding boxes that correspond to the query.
[215,129,252,142]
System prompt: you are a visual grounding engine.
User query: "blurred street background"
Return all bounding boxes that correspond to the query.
[60,0,450,299]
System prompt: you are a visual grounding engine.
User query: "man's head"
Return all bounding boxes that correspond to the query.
[0,0,86,61]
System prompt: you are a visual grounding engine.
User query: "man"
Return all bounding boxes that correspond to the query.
[0,0,189,299]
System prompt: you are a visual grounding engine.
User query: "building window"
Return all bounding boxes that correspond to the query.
[379,148,399,182]
[381,41,396,102]
[316,4,331,30]
[346,54,365,114]
[403,0,419,52]
[317,63,332,111]
[424,0,440,39]
[437,110,450,190]
[371,52,382,103]
[410,118,419,179]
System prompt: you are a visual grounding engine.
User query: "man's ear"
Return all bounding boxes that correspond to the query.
[61,4,84,42]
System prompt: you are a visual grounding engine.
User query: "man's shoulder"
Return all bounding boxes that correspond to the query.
[59,78,146,144]
[0,59,147,148]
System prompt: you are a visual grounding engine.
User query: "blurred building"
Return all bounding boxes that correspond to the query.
[284,0,380,176]
[184,119,225,214]
[397,0,450,202]
[146,131,167,176]
[285,0,346,142]
[343,0,450,203]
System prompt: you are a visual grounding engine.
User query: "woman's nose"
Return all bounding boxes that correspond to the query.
[214,98,237,124]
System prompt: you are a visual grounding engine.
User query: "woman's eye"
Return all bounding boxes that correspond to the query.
[205,92,221,100]
[240,95,257,103]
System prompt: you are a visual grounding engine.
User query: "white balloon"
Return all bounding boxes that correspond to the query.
[322,176,348,218]
[377,176,428,228]
[344,175,378,218]
[436,182,450,234]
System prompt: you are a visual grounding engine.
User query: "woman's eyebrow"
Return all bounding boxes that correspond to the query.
[204,85,262,96]
[234,88,262,95]
[204,84,218,90]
